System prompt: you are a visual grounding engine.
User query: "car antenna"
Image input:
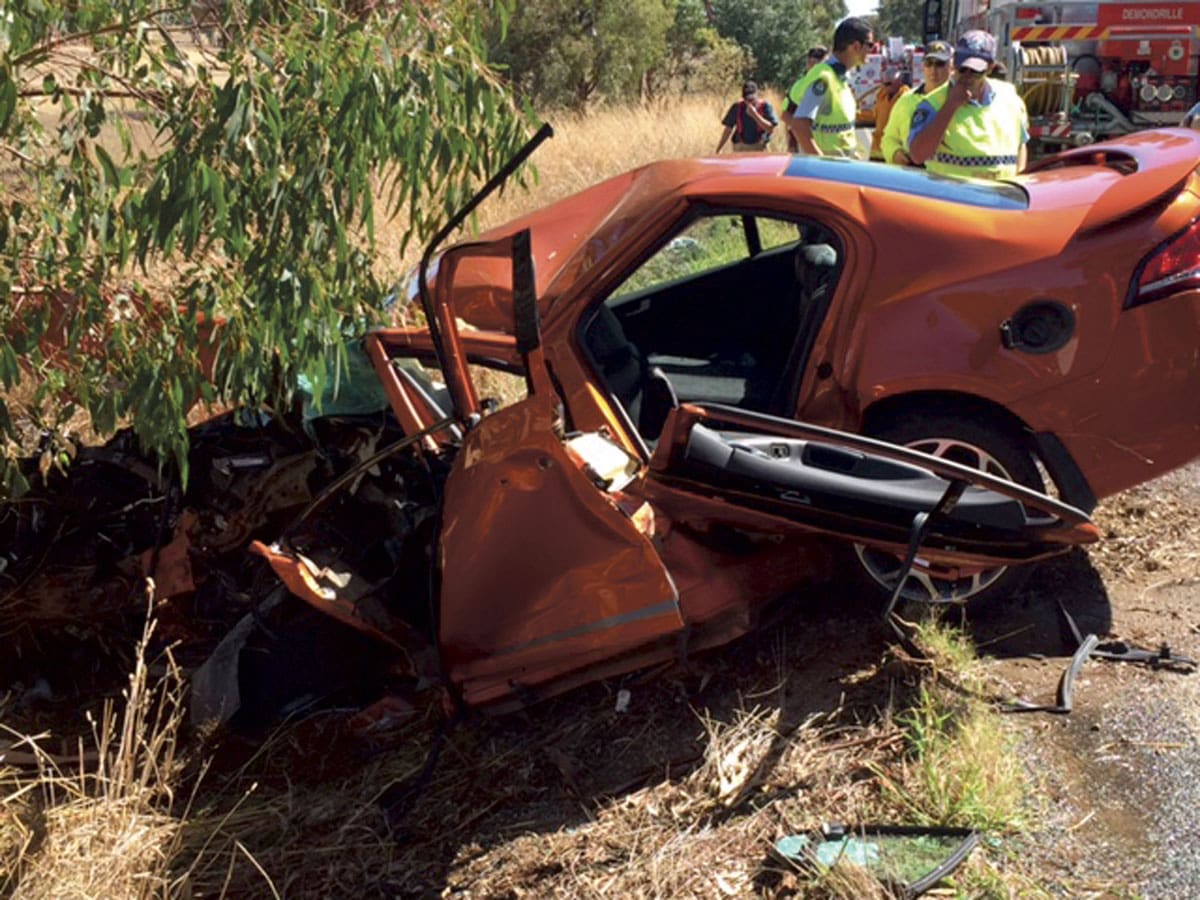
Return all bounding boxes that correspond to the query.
[416,122,555,420]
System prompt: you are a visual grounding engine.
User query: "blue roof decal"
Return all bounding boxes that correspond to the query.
[783,156,1029,210]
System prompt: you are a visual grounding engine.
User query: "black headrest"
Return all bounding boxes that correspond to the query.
[588,305,637,362]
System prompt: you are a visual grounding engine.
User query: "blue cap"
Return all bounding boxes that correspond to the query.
[955,30,997,72]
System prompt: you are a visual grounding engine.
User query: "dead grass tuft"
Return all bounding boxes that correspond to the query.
[807,859,898,899]
[14,800,179,899]
[0,583,191,899]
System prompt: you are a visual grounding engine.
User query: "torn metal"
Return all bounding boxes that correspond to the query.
[2,125,1107,730]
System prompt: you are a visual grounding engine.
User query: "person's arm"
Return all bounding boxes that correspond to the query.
[744,101,774,133]
[881,97,911,165]
[715,124,734,153]
[716,104,738,153]
[788,80,825,155]
[1015,93,1030,172]
[791,117,820,155]
[909,82,970,164]
[872,112,887,150]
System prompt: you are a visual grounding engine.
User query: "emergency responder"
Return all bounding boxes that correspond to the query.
[881,40,953,166]
[907,31,1029,179]
[787,47,832,151]
[869,70,910,160]
[784,18,874,158]
[715,80,779,153]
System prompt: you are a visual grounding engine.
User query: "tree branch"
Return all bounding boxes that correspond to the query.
[0,143,34,163]
[10,6,193,68]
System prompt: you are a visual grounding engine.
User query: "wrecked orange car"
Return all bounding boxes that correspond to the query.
[383,126,1200,607]
[19,125,1199,724]
[179,125,1115,723]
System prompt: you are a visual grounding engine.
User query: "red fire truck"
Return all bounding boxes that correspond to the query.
[944,0,1200,150]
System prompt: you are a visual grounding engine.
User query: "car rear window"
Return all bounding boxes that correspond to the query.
[783,156,1029,210]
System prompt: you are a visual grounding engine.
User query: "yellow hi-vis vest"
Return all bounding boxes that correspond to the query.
[880,87,927,165]
[907,79,1028,179]
[787,61,858,157]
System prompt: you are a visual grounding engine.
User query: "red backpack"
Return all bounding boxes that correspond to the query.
[735,100,770,142]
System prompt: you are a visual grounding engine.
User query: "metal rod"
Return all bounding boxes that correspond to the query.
[416,123,555,417]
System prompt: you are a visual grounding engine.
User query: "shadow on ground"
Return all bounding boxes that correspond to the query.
[181,581,926,897]
[963,548,1114,659]
[176,551,1119,897]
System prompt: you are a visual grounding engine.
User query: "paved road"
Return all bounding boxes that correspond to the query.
[985,463,1200,895]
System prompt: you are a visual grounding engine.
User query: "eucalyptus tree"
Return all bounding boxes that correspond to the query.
[707,0,849,87]
[0,0,533,496]
[491,0,676,106]
[875,0,925,43]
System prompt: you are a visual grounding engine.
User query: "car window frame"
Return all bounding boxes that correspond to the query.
[573,202,845,458]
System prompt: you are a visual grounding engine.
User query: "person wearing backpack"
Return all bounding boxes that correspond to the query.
[715,81,779,153]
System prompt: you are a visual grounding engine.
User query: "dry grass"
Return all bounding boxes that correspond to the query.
[147,613,1028,898]
[0,594,1032,897]
[0,584,191,899]
[372,90,786,278]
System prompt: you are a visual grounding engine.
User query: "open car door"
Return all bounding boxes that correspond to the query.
[643,402,1099,573]
[430,230,683,709]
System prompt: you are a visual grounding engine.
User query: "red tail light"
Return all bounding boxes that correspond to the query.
[1129,218,1200,308]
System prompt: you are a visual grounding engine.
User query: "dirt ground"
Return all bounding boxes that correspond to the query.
[970,461,1200,898]
[3,459,1199,897]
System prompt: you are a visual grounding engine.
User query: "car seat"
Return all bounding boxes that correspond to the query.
[585,305,678,440]
[769,242,839,412]
[587,304,650,429]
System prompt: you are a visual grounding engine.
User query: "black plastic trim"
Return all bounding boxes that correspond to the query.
[512,228,540,354]
[1033,431,1097,514]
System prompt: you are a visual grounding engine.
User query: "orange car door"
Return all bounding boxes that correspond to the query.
[437,392,683,708]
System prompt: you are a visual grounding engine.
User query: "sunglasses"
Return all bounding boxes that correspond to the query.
[924,59,948,67]
[957,66,985,76]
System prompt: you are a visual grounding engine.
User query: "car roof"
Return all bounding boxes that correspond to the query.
[448,130,1199,329]
[782,156,1028,209]
[475,156,1028,316]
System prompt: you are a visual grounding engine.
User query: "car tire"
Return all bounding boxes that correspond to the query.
[854,409,1043,609]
